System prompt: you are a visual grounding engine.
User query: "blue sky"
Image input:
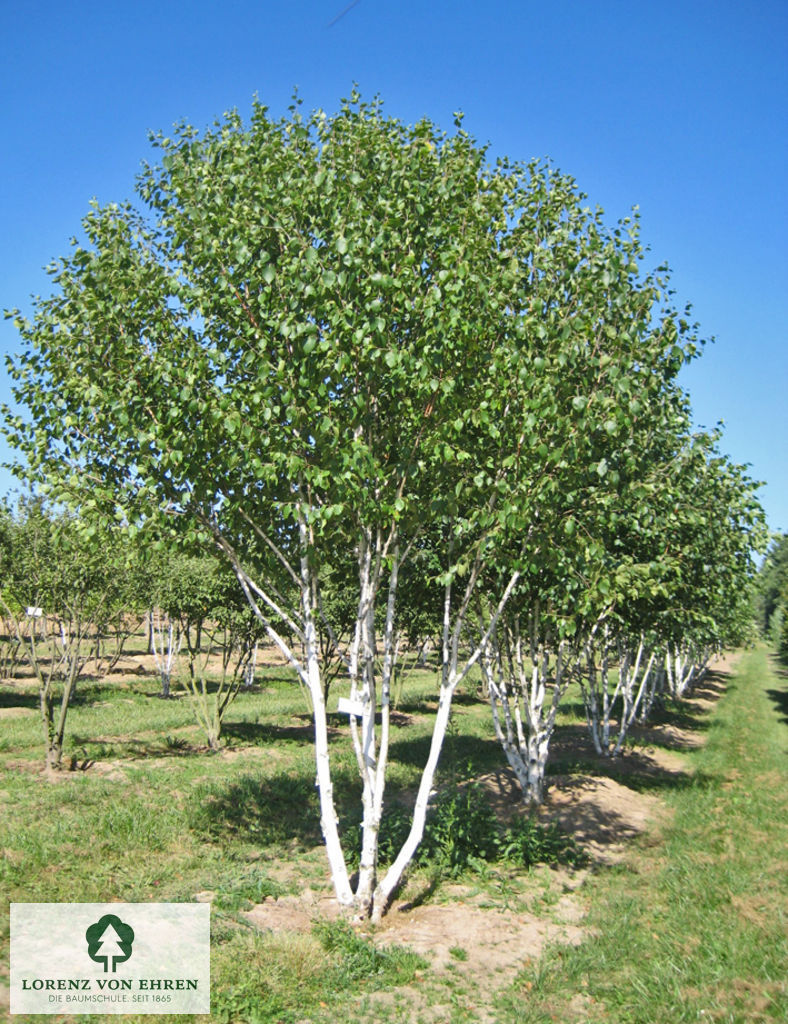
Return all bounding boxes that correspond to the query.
[1,0,786,531]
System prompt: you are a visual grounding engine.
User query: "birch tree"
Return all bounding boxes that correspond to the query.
[3,97,522,913]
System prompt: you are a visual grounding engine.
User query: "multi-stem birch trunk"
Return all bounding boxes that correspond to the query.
[580,629,660,756]
[638,657,666,723]
[610,636,657,755]
[209,504,356,905]
[479,603,577,805]
[150,609,181,698]
[666,642,693,698]
[581,626,654,757]
[665,640,716,699]
[212,496,523,920]
[347,525,399,914]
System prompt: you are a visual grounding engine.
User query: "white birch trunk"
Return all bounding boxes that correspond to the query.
[150,612,181,698]
[480,604,574,806]
[639,658,666,723]
[611,638,656,756]
[297,513,354,907]
[354,535,400,915]
[206,505,527,921]
[372,678,454,920]
[482,640,531,795]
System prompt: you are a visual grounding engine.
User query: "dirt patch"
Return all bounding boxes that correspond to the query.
[243,880,587,1024]
[2,757,127,781]
[376,890,585,968]
[540,773,665,862]
[244,889,344,933]
[708,651,741,675]
[471,739,685,865]
[217,744,290,764]
[3,758,47,775]
[81,759,127,781]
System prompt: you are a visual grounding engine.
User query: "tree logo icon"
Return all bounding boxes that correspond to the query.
[85,914,135,972]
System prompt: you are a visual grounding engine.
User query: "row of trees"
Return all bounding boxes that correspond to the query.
[3,94,765,918]
[755,532,788,657]
[0,499,268,763]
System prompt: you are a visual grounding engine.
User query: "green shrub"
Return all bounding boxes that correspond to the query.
[379,783,586,877]
[500,816,588,869]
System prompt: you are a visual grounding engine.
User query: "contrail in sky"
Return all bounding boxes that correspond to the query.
[328,0,362,28]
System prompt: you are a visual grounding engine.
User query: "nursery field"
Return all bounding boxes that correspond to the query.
[1,645,786,1023]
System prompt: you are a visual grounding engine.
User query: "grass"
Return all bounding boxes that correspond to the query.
[0,655,557,1023]
[208,921,426,1024]
[496,646,788,1023]
[3,644,785,1022]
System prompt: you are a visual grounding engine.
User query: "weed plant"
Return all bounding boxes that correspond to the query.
[379,783,587,878]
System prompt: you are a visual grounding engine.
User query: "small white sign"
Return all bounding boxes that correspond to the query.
[26,606,43,617]
[337,696,365,718]
[10,903,210,1014]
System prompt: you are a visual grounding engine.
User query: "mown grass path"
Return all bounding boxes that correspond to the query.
[498,647,788,1024]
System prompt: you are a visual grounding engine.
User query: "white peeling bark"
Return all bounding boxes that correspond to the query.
[150,612,182,698]
[639,657,666,723]
[355,538,400,916]
[298,514,354,907]
[370,563,521,920]
[611,638,656,756]
[372,676,454,920]
[480,600,575,806]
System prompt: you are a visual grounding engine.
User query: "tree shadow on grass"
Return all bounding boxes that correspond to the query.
[690,673,728,702]
[0,686,39,711]
[765,687,788,726]
[0,680,123,711]
[393,690,481,716]
[546,753,699,795]
[67,734,216,760]
[637,701,714,742]
[387,730,504,778]
[606,763,714,795]
[217,720,317,746]
[188,763,365,849]
[189,771,324,847]
[544,778,650,849]
[546,722,708,796]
